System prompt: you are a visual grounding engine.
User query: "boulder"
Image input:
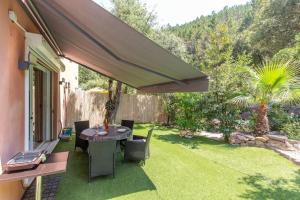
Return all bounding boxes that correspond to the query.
[229,132,257,145]
[245,135,255,141]
[266,140,296,151]
[293,143,300,150]
[262,135,269,141]
[255,137,268,143]
[247,140,256,146]
[285,141,296,151]
[240,142,248,147]
[237,134,247,141]
[287,139,300,144]
[267,134,288,142]
[211,118,221,126]
[255,140,265,147]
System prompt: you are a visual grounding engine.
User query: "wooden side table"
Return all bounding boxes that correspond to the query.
[0,152,68,200]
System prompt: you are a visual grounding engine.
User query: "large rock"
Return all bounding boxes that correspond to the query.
[237,134,247,141]
[285,141,297,151]
[229,132,256,145]
[293,143,300,150]
[247,140,256,146]
[245,135,255,141]
[266,140,296,151]
[255,137,268,143]
[255,140,265,147]
[267,134,288,142]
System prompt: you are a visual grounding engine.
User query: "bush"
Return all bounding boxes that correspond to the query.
[282,121,300,140]
[268,105,291,131]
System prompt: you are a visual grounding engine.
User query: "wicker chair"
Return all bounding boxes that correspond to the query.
[121,120,134,130]
[88,140,116,181]
[74,120,89,151]
[124,128,153,163]
[120,120,135,149]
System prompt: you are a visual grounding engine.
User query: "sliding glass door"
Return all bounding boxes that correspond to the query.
[28,65,51,150]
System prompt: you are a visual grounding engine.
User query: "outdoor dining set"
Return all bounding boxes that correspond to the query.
[73,120,153,181]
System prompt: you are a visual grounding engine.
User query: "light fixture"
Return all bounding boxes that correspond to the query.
[59,78,66,85]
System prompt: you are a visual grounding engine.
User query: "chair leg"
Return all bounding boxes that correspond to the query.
[113,153,115,178]
[88,156,91,182]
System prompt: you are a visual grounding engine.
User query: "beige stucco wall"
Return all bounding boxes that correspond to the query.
[60,58,79,91]
[60,58,79,128]
[0,0,39,199]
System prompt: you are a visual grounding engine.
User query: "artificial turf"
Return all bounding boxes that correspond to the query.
[54,124,300,200]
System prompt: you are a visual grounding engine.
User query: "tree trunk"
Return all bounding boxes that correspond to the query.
[255,101,270,136]
[108,79,113,100]
[110,81,122,123]
[104,79,113,123]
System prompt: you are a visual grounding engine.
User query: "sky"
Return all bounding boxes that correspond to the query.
[94,0,250,26]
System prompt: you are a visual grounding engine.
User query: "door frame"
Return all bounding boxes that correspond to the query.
[25,64,51,151]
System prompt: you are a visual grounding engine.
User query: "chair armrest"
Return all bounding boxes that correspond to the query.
[133,135,146,140]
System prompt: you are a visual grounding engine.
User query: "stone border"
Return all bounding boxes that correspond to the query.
[229,132,300,166]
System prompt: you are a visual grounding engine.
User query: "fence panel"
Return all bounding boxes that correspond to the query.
[65,90,167,127]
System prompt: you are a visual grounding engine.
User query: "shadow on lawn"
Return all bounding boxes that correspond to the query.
[239,170,300,200]
[154,133,233,149]
[54,137,156,200]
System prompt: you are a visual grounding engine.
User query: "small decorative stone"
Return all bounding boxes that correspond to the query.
[180,130,194,138]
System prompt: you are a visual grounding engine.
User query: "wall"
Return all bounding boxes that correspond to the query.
[59,59,79,128]
[65,90,167,127]
[0,0,39,199]
[60,58,79,91]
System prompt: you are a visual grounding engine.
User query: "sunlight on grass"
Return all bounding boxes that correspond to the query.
[54,124,300,200]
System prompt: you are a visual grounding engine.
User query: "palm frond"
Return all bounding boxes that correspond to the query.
[229,95,256,108]
[255,60,300,100]
[275,88,300,105]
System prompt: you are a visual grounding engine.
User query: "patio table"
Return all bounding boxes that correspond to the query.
[80,126,132,141]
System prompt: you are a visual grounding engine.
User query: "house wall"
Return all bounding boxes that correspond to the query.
[0,0,39,199]
[60,59,79,128]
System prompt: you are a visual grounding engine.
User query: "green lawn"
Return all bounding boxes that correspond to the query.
[54,124,300,200]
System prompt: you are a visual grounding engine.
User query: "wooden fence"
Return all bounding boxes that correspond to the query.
[64,90,167,127]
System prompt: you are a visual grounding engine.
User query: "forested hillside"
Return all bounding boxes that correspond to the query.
[168,0,300,71]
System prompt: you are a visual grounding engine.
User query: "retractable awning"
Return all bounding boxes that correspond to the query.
[23,0,209,93]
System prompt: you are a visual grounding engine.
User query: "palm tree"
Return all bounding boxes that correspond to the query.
[232,61,300,136]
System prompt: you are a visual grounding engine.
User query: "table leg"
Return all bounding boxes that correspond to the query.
[35,176,42,200]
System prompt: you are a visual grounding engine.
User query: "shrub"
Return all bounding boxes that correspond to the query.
[282,121,300,140]
[268,105,291,131]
